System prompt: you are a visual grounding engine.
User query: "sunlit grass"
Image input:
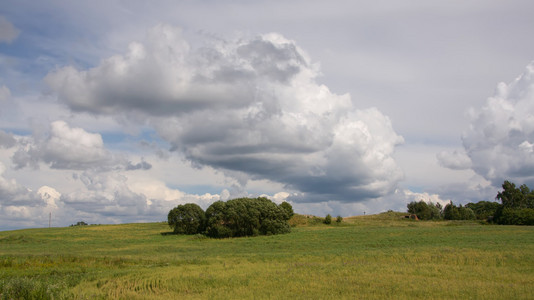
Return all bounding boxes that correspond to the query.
[1,214,533,299]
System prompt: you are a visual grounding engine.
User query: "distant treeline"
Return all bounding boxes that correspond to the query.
[408,180,534,225]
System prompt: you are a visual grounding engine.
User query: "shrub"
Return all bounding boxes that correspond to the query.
[324,214,332,225]
[336,216,343,223]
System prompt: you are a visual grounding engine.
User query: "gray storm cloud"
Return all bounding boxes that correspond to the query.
[46,25,404,203]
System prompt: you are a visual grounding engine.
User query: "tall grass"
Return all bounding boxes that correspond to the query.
[1,215,533,299]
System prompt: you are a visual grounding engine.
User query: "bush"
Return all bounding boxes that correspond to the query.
[336,216,343,223]
[168,203,206,234]
[324,214,332,224]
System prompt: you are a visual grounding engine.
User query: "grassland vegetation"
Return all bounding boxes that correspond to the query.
[1,214,533,299]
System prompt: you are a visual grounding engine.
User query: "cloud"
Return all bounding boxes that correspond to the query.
[0,16,20,43]
[11,120,154,172]
[61,171,149,217]
[61,170,223,222]
[126,160,152,170]
[436,149,472,170]
[0,130,16,148]
[0,85,10,102]
[0,162,43,206]
[458,61,534,186]
[12,120,114,170]
[46,25,404,203]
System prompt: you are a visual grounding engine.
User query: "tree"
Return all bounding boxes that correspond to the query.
[465,201,500,220]
[168,203,206,235]
[459,205,475,220]
[443,202,460,220]
[496,180,534,209]
[324,214,332,225]
[279,202,294,220]
[204,197,291,238]
[443,202,475,220]
[70,221,88,227]
[205,200,229,237]
[407,200,442,220]
[494,180,534,225]
[336,216,343,223]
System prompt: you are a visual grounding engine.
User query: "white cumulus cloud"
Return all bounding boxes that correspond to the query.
[458,61,534,185]
[45,25,404,203]
[11,120,152,171]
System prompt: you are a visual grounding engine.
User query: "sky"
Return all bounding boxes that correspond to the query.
[1,1,534,230]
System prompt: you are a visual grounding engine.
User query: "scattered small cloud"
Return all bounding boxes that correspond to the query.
[0,16,20,44]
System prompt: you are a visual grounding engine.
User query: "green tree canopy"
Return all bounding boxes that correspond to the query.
[496,180,534,209]
[205,197,291,238]
[465,201,500,220]
[443,202,475,220]
[407,200,442,220]
[493,181,534,225]
[168,203,206,235]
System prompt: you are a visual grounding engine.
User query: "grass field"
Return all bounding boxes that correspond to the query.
[1,212,533,299]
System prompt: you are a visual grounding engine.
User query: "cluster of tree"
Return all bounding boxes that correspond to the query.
[407,200,486,221]
[407,180,534,225]
[168,197,294,238]
[442,203,475,220]
[493,181,534,225]
[70,221,88,227]
[407,201,442,220]
[465,201,500,220]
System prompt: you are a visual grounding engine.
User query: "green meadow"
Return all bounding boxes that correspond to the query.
[1,212,533,299]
